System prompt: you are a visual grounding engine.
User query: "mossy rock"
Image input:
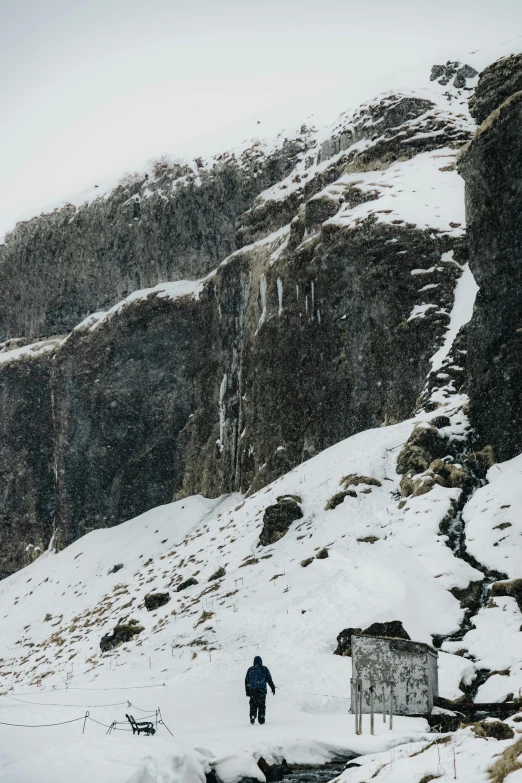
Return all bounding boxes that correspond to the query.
[429,459,472,491]
[474,720,514,740]
[144,591,171,611]
[396,424,450,476]
[491,579,522,612]
[301,557,314,568]
[341,474,382,489]
[208,566,226,582]
[400,457,471,498]
[467,445,495,479]
[176,577,198,592]
[259,498,303,546]
[100,619,144,652]
[400,471,443,498]
[316,548,329,559]
[325,490,357,510]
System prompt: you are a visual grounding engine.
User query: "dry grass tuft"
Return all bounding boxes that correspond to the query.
[410,736,451,757]
[488,737,522,783]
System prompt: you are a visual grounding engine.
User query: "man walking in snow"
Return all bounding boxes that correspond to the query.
[245,655,276,724]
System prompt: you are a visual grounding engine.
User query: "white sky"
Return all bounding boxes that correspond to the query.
[2,0,522,238]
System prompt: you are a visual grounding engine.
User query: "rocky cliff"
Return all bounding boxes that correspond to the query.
[458,53,522,462]
[0,136,312,340]
[0,57,495,577]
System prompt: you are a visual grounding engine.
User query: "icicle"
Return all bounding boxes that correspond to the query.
[258,274,267,328]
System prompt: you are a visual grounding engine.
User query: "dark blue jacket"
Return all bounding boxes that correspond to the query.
[245,656,275,695]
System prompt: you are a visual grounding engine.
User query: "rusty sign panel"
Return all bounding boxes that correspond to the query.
[351,634,438,716]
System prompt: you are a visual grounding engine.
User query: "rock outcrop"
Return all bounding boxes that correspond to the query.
[144,592,171,611]
[259,498,303,546]
[459,54,522,462]
[0,138,312,340]
[468,53,522,123]
[334,620,411,656]
[99,619,144,652]
[0,65,479,576]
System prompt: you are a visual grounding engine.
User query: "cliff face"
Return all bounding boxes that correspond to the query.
[51,289,213,547]
[0,354,55,578]
[458,54,522,461]
[0,138,311,340]
[0,63,480,576]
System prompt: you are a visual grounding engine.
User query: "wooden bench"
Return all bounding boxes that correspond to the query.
[126,713,156,735]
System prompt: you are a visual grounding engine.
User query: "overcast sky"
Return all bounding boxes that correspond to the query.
[1,0,522,238]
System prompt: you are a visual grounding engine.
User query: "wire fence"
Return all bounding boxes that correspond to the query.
[0,705,174,737]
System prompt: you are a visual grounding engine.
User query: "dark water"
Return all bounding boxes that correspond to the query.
[282,761,358,783]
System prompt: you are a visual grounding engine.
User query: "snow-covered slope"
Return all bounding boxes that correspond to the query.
[1,389,522,781]
[0,376,520,781]
[3,35,522,783]
[0,417,458,779]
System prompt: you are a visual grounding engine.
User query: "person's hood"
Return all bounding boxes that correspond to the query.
[253,655,263,666]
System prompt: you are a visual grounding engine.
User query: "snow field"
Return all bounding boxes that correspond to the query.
[0,403,502,781]
[339,721,522,783]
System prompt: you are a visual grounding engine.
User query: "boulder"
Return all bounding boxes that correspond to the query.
[257,758,286,782]
[428,460,472,491]
[400,472,443,498]
[396,424,450,476]
[334,627,363,656]
[259,498,303,546]
[144,591,171,611]
[469,53,522,124]
[334,620,410,656]
[363,620,411,640]
[430,61,477,88]
[491,580,522,613]
[475,720,514,740]
[100,619,144,652]
[176,577,198,592]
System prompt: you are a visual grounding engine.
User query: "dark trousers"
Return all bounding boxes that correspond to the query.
[249,688,266,723]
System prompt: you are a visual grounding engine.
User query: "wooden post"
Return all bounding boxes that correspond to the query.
[370,685,374,735]
[389,685,394,730]
[353,679,359,735]
[382,683,386,722]
[357,679,363,734]
[355,679,361,735]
